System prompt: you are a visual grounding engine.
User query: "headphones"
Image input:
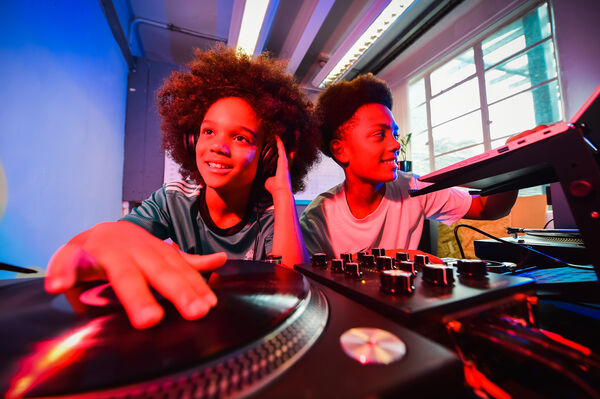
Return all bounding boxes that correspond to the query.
[183,132,278,180]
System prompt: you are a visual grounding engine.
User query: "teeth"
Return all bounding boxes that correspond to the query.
[207,162,231,169]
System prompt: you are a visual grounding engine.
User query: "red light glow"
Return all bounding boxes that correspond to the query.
[6,318,107,399]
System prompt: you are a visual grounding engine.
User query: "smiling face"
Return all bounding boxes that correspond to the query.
[330,103,400,185]
[195,97,263,194]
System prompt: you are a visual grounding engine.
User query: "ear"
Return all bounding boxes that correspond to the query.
[330,138,349,164]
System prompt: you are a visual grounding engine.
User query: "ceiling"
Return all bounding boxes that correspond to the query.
[113,0,462,92]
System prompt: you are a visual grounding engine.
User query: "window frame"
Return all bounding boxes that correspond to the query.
[407,1,563,175]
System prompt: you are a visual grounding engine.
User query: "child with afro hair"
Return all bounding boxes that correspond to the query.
[300,73,516,259]
[46,45,320,329]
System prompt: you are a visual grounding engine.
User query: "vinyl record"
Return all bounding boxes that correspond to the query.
[339,327,407,365]
[0,260,326,398]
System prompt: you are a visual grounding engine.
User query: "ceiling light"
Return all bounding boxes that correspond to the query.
[236,0,271,55]
[313,0,415,88]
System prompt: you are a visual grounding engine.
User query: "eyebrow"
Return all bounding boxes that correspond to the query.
[201,120,258,138]
[368,123,398,132]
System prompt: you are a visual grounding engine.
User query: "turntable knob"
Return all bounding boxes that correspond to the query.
[344,262,363,278]
[395,252,409,262]
[371,248,385,257]
[397,260,416,275]
[311,253,327,268]
[422,263,454,286]
[376,256,394,271]
[456,259,488,278]
[341,253,353,264]
[331,259,345,273]
[380,270,414,294]
[414,254,429,268]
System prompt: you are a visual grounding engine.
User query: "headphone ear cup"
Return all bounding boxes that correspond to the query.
[259,139,278,179]
[183,132,198,159]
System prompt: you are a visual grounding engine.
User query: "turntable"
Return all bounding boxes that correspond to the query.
[0,260,465,398]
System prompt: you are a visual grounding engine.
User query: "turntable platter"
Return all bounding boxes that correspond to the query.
[0,260,328,398]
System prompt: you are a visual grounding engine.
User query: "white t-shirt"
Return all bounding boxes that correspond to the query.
[299,173,472,258]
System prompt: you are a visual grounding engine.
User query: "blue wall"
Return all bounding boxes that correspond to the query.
[0,1,129,275]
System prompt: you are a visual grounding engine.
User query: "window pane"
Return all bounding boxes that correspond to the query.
[432,111,483,155]
[411,130,430,175]
[485,40,557,103]
[409,78,426,107]
[482,3,551,68]
[430,48,476,95]
[430,77,480,126]
[489,81,561,139]
[413,157,431,176]
[410,104,427,135]
[434,145,485,171]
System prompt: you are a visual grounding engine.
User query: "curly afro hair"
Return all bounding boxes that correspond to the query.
[316,73,392,158]
[158,44,320,196]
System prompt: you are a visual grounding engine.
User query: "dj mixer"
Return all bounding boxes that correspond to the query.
[1,254,599,398]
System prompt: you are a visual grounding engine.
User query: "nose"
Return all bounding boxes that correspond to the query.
[388,133,401,152]
[210,141,230,156]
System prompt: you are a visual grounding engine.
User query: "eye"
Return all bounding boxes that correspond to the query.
[393,131,400,140]
[234,134,251,144]
[373,131,385,140]
[200,127,214,136]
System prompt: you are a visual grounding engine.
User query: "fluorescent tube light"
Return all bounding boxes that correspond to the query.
[313,0,415,88]
[236,0,271,55]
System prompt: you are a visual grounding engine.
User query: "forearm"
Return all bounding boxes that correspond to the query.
[271,190,309,268]
[464,190,518,220]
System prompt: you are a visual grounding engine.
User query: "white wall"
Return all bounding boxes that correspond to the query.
[0,1,129,274]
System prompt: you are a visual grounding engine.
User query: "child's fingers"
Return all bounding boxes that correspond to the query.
[127,249,216,322]
[180,251,227,272]
[170,256,219,307]
[273,135,289,171]
[104,260,165,329]
[45,244,102,293]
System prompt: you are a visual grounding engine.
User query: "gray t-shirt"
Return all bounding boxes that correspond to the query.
[122,180,274,260]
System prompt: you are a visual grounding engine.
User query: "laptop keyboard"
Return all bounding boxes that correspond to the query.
[514,267,598,285]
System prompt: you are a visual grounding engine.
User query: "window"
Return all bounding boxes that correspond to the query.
[407,3,561,195]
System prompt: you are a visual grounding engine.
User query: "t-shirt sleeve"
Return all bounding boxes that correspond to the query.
[121,187,172,240]
[299,200,335,258]
[422,186,472,226]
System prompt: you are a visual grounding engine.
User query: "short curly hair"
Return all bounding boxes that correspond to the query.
[316,73,392,158]
[158,44,319,196]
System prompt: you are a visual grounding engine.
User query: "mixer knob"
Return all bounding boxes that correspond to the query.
[414,254,429,266]
[331,259,344,273]
[311,253,327,268]
[357,251,370,262]
[456,259,488,278]
[376,256,394,271]
[344,262,363,279]
[371,248,385,257]
[340,253,353,265]
[397,260,416,275]
[360,254,375,271]
[422,263,454,286]
[395,252,409,262]
[380,270,414,294]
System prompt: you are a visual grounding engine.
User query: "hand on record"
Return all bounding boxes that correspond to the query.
[45,221,227,329]
[264,135,294,198]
